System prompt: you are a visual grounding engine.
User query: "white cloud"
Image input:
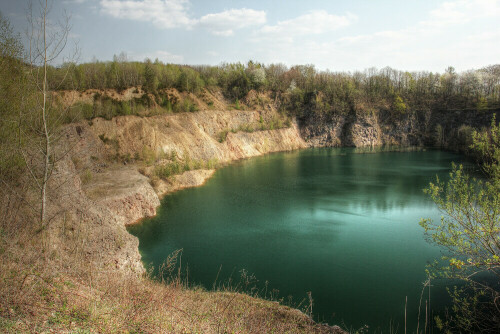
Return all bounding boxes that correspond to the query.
[99,0,194,29]
[131,50,184,63]
[256,10,356,41]
[99,1,266,35]
[421,0,500,27]
[248,1,500,72]
[198,8,266,36]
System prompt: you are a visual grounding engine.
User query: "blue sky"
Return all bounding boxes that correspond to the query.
[2,0,500,72]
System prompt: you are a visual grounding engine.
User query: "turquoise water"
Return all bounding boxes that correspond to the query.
[128,148,465,331]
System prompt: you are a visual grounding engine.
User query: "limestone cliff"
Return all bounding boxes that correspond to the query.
[57,87,497,280]
[61,107,306,274]
[300,107,496,149]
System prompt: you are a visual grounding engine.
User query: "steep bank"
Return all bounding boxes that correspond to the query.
[0,103,344,332]
[299,106,498,150]
[3,84,496,332]
[65,107,307,274]
[61,88,497,276]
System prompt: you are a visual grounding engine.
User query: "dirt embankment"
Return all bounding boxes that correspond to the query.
[58,87,496,277]
[38,88,341,332]
[60,90,306,275]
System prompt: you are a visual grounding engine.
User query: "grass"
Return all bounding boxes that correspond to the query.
[153,151,220,180]
[0,235,337,333]
[62,92,175,124]
[80,169,92,185]
[217,116,293,142]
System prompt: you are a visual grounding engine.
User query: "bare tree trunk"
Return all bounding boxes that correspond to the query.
[40,0,49,227]
[24,0,75,230]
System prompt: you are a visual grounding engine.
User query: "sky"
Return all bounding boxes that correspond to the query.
[1,0,500,72]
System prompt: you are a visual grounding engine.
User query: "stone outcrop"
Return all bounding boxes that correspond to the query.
[86,110,307,162]
[61,107,306,275]
[84,166,161,225]
[60,102,496,277]
[299,107,497,149]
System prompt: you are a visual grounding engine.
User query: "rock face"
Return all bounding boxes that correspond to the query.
[87,110,307,162]
[299,107,497,148]
[300,112,390,148]
[58,99,497,280]
[61,108,307,274]
[84,166,161,225]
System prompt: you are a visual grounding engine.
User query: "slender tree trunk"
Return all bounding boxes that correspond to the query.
[40,0,50,228]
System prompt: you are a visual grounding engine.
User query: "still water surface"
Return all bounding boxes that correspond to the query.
[129,148,465,331]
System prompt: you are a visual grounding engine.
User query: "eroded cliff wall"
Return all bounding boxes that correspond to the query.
[299,107,497,149]
[54,88,497,279]
[59,107,306,274]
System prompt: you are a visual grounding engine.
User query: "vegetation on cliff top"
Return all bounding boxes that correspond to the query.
[49,56,500,118]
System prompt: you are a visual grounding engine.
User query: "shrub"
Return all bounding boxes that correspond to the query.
[141,146,157,166]
[154,161,182,179]
[205,157,220,169]
[217,129,230,143]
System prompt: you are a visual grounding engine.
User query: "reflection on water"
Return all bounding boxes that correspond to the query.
[129,148,466,331]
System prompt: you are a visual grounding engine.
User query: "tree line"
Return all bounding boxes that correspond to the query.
[48,56,500,117]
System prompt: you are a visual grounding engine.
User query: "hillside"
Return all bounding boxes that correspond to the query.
[1,76,498,332]
[1,86,349,333]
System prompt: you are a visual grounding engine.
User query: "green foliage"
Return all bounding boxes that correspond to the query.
[393,95,407,114]
[153,151,218,179]
[205,157,219,169]
[434,286,500,334]
[477,97,488,111]
[421,116,500,331]
[143,59,159,92]
[44,57,500,121]
[471,114,499,180]
[216,116,292,142]
[420,165,499,272]
[217,129,230,143]
[141,146,157,166]
[0,12,28,181]
[247,65,267,90]
[457,124,474,152]
[60,93,158,122]
[172,97,198,113]
[219,63,252,100]
[155,161,182,179]
[177,67,205,93]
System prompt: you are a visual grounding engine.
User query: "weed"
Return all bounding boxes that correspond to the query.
[98,134,119,151]
[217,129,230,143]
[80,169,92,185]
[154,161,182,179]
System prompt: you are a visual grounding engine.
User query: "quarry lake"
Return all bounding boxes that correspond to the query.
[128,148,467,331]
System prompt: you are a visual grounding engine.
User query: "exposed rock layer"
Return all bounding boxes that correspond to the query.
[44,88,496,332]
[62,108,306,275]
[62,104,498,275]
[300,108,497,149]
